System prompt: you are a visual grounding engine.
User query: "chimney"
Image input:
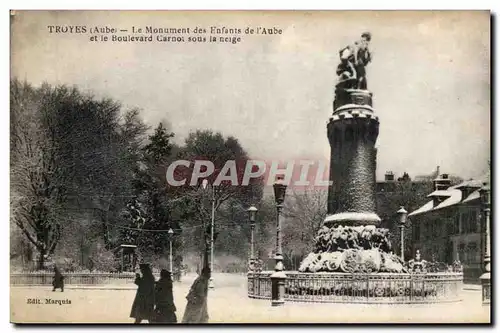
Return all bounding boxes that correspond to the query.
[385,171,395,181]
[433,173,452,191]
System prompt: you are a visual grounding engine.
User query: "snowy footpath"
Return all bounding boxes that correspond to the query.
[11,273,490,324]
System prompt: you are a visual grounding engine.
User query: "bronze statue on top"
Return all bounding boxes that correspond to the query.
[333,32,373,111]
[336,32,372,90]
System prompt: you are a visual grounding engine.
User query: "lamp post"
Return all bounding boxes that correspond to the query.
[168,228,174,273]
[202,179,216,289]
[479,183,490,305]
[397,206,408,263]
[247,205,258,270]
[271,176,287,307]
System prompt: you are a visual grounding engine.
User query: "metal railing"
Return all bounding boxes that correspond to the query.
[247,271,463,304]
[10,271,137,286]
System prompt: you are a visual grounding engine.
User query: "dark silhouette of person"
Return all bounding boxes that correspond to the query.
[152,269,177,323]
[52,266,64,292]
[182,225,213,323]
[182,266,210,323]
[130,263,156,324]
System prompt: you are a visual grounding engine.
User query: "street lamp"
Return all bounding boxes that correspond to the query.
[168,228,174,273]
[397,206,408,263]
[202,179,216,289]
[247,205,258,271]
[271,175,287,307]
[479,183,490,305]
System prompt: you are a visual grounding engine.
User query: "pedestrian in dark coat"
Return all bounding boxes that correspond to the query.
[152,269,177,323]
[52,266,64,292]
[182,266,210,323]
[182,243,211,324]
[130,263,156,323]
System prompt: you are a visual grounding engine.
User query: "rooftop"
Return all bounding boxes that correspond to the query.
[409,175,488,217]
[426,190,453,197]
[455,179,483,189]
[462,190,480,204]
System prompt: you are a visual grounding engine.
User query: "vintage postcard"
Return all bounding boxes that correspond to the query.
[10,10,491,324]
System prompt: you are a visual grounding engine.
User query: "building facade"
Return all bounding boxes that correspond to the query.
[375,171,435,259]
[409,174,487,283]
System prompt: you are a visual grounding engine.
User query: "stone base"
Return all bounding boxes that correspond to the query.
[333,88,373,112]
[324,212,381,227]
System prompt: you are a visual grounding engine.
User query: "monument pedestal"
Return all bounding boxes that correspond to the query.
[325,88,380,227]
[324,212,381,227]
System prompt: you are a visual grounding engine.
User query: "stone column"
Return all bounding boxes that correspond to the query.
[325,89,381,227]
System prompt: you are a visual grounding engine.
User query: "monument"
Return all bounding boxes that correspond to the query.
[248,32,463,303]
[298,32,405,274]
[327,31,380,227]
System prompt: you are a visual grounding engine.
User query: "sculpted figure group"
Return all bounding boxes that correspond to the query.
[299,224,408,274]
[313,224,392,254]
[336,32,373,90]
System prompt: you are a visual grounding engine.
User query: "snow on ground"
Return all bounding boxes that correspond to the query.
[10,273,490,323]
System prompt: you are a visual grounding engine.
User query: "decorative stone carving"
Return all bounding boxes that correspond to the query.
[299,225,408,273]
[248,258,263,272]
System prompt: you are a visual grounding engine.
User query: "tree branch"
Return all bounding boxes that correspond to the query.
[14,221,42,250]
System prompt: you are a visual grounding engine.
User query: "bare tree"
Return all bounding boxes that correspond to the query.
[282,188,328,268]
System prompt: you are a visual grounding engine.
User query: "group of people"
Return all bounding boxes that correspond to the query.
[130,263,211,324]
[130,264,177,323]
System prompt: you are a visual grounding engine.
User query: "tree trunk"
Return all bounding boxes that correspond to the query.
[37,248,45,270]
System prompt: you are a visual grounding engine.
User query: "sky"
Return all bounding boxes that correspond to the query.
[10,10,491,181]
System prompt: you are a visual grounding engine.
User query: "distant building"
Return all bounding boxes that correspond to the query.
[409,173,488,283]
[375,170,435,258]
[376,170,433,194]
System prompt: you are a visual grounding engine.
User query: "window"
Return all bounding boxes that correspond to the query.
[454,214,460,234]
[477,210,483,233]
[466,242,478,264]
[428,221,438,238]
[435,222,442,237]
[467,211,473,233]
[460,212,466,234]
[463,209,479,234]
[457,243,466,263]
[446,221,453,235]
[414,224,421,241]
[473,209,480,233]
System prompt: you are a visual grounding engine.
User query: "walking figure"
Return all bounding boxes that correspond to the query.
[130,263,155,324]
[152,269,177,323]
[52,266,64,292]
[182,240,211,323]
